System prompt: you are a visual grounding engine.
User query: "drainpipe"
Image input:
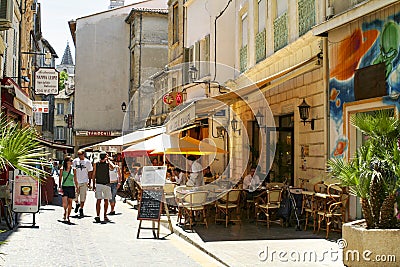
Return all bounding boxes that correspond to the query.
[322,0,330,164]
[213,0,232,82]
[138,13,143,128]
[18,0,27,87]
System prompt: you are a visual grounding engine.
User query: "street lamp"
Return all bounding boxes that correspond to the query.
[231,117,241,135]
[255,109,266,130]
[121,102,127,112]
[188,65,198,82]
[298,98,315,130]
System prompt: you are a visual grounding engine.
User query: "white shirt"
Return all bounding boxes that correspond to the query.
[186,161,204,187]
[73,158,93,184]
[109,166,120,183]
[243,174,261,191]
[175,172,185,185]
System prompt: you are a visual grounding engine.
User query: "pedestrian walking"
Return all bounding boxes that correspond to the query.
[58,156,78,223]
[108,157,122,215]
[92,151,113,223]
[72,149,93,217]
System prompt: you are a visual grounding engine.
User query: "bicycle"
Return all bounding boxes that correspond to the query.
[0,182,17,230]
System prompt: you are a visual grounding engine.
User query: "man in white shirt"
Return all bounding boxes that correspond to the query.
[186,156,204,187]
[73,149,93,217]
[243,167,261,191]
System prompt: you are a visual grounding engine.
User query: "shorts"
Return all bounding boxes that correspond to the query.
[62,186,75,199]
[75,183,88,203]
[95,184,112,200]
[109,182,118,203]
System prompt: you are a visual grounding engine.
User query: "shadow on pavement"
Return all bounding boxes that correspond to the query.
[177,220,342,243]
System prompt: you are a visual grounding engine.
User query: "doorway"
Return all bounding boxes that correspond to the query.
[267,114,294,186]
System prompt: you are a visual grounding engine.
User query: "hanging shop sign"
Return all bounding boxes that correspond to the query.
[34,68,59,95]
[32,101,49,113]
[166,103,196,134]
[163,92,183,107]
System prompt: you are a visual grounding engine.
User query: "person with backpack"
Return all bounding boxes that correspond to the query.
[92,151,114,223]
[58,156,78,224]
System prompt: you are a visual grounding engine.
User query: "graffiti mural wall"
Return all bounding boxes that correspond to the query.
[329,9,400,158]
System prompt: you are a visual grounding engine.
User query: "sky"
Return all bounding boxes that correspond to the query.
[40,0,138,65]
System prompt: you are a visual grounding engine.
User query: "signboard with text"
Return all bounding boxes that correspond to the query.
[75,130,121,137]
[166,104,196,133]
[12,171,40,213]
[32,101,49,113]
[34,68,59,95]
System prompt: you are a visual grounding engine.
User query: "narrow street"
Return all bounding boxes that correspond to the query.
[0,191,223,266]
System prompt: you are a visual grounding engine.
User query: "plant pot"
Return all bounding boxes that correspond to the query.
[342,219,400,266]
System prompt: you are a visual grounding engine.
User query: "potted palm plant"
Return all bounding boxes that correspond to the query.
[0,114,48,178]
[328,110,400,266]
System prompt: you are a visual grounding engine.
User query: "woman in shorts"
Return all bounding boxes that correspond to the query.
[59,156,78,223]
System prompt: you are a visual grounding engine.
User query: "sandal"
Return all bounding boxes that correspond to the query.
[104,216,110,222]
[63,211,66,221]
[94,216,101,223]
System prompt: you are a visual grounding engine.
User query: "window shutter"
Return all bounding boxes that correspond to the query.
[0,0,13,30]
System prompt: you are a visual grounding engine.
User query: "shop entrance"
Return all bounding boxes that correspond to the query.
[267,114,294,186]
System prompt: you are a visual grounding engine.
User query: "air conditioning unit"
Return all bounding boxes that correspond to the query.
[0,0,13,31]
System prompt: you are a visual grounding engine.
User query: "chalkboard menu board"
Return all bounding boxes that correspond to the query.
[137,188,163,221]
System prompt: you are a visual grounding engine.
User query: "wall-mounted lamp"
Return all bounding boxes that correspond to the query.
[188,65,198,82]
[121,102,127,112]
[216,126,226,138]
[231,117,241,135]
[298,98,315,130]
[255,109,266,129]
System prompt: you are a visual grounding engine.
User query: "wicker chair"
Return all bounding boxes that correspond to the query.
[215,189,242,227]
[181,191,209,230]
[255,188,283,228]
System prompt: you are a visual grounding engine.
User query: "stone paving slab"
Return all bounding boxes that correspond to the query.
[0,192,223,267]
[151,203,346,267]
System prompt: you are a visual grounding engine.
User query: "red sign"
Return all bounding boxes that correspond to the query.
[163,92,183,107]
[87,131,112,136]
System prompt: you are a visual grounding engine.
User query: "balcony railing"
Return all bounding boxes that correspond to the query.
[255,29,266,63]
[274,12,288,52]
[298,0,316,36]
[240,45,248,73]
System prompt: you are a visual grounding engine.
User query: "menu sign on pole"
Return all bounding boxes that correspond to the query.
[34,68,59,95]
[12,171,40,213]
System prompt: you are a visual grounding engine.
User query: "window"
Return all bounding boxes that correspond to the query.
[57,103,64,115]
[258,0,266,33]
[55,126,65,140]
[276,0,288,17]
[173,4,179,43]
[240,13,248,72]
[241,14,248,47]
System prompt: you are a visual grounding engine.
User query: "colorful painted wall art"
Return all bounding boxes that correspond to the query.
[329,11,400,159]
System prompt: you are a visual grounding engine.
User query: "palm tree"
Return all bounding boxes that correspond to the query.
[0,114,48,178]
[328,109,400,229]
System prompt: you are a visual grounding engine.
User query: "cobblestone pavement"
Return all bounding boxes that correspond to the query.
[0,191,223,267]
